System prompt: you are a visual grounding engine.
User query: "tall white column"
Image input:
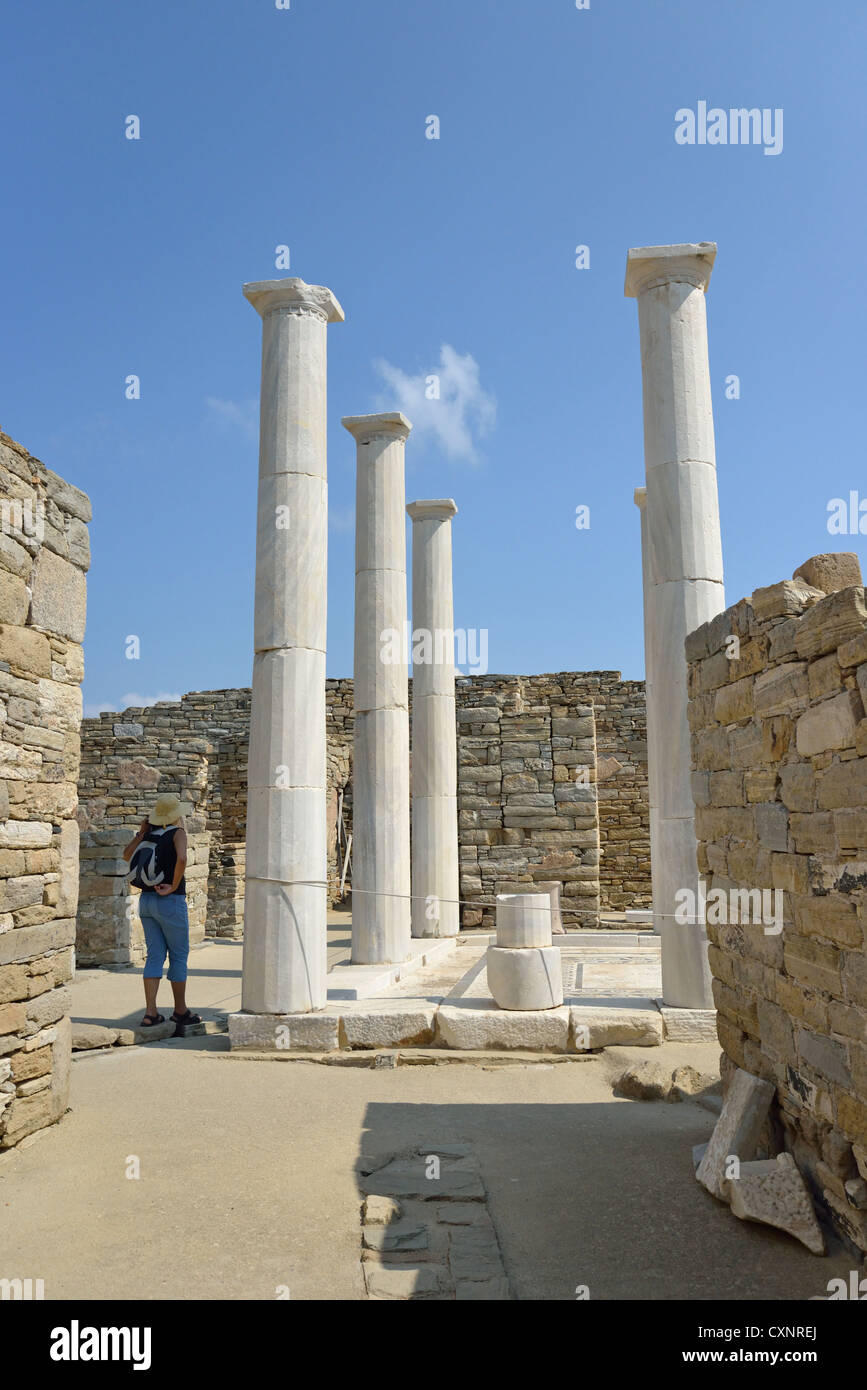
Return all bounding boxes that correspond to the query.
[625,243,725,1008]
[406,499,460,938]
[240,278,343,1014]
[633,486,662,937]
[343,413,412,965]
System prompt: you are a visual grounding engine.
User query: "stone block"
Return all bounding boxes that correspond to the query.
[436,1002,570,1052]
[30,548,87,643]
[571,1005,663,1048]
[796,692,861,756]
[726,1153,824,1254]
[753,663,808,718]
[228,1010,340,1052]
[793,553,862,595]
[751,581,822,622]
[0,571,28,625]
[795,587,867,661]
[0,625,51,677]
[696,1066,775,1200]
[342,1006,436,1049]
[816,756,867,810]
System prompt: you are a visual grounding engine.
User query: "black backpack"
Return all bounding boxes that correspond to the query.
[127,827,177,890]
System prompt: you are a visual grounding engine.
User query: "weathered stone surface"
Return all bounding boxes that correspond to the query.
[696,1067,775,1201]
[227,1011,341,1052]
[613,1061,673,1101]
[362,1195,402,1225]
[342,1006,435,1049]
[436,1002,570,1052]
[364,1262,447,1299]
[570,1005,662,1048]
[793,553,862,596]
[30,548,87,643]
[361,1155,485,1201]
[796,691,861,756]
[71,1023,118,1051]
[726,1153,825,1254]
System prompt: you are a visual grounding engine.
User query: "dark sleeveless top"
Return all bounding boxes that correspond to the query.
[139,826,186,896]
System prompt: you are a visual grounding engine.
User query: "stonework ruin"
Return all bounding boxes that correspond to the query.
[76,669,650,964]
[687,561,867,1254]
[0,431,89,1150]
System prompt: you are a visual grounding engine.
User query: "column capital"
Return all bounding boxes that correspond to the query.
[407,499,458,523]
[243,277,345,323]
[624,242,716,298]
[633,486,647,510]
[342,412,412,444]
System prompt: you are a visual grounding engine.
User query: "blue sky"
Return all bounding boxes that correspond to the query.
[1,0,865,715]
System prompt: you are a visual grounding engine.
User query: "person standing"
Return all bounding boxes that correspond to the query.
[123,793,202,1029]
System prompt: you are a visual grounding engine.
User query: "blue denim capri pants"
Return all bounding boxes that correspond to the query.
[139,892,190,982]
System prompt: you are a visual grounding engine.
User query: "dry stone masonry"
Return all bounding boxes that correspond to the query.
[77,671,650,958]
[0,431,89,1151]
[687,555,867,1254]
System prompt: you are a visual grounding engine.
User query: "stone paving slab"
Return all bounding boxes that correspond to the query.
[359,1146,511,1299]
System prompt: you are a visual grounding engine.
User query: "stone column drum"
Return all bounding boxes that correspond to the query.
[625,243,726,1008]
[406,499,460,938]
[487,893,564,1010]
[344,413,413,965]
[240,278,344,1014]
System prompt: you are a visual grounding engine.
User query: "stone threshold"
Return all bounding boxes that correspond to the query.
[210,1047,601,1068]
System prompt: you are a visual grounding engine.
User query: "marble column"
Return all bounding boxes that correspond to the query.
[625,243,725,1009]
[406,499,460,938]
[343,413,413,965]
[240,278,343,1014]
[633,486,662,936]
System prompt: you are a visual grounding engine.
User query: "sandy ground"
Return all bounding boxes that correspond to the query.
[0,1021,854,1301]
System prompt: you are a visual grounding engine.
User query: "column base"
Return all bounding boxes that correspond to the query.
[228,1011,340,1052]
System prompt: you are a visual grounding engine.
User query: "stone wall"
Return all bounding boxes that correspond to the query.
[687,560,867,1253]
[0,431,89,1151]
[77,670,649,953]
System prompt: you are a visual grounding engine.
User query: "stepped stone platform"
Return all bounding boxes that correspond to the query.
[228,930,716,1054]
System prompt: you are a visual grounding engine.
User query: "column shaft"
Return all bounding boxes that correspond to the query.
[407,500,460,938]
[626,244,725,1008]
[241,278,343,1013]
[344,413,412,965]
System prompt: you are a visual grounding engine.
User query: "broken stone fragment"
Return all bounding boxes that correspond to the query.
[696,1066,775,1201]
[726,1153,825,1255]
[613,1060,672,1100]
[71,1024,117,1051]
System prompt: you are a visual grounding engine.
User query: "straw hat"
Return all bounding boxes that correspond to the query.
[148,793,192,826]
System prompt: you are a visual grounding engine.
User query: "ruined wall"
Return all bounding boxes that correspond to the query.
[455,674,600,929]
[687,567,867,1253]
[78,671,648,949]
[0,432,89,1151]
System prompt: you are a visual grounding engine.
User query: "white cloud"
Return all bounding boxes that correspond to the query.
[328,506,355,534]
[373,345,496,464]
[205,397,258,439]
[84,692,182,718]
